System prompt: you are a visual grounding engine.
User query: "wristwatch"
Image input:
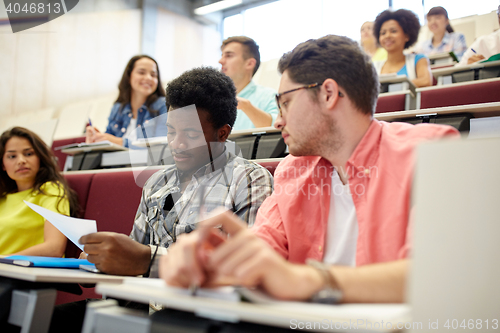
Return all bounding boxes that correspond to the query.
[306,259,343,304]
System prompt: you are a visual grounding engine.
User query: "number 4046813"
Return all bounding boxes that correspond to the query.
[443,319,498,330]
[5,2,61,14]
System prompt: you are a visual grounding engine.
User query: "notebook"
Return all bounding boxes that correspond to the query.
[0,255,95,269]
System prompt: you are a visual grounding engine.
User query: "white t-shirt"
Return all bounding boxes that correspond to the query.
[123,118,138,141]
[458,29,500,66]
[322,169,358,266]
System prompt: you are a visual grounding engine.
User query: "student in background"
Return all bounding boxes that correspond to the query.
[0,127,79,256]
[360,21,387,61]
[160,35,459,303]
[85,55,168,148]
[416,6,467,61]
[458,5,500,65]
[373,9,433,87]
[219,36,278,130]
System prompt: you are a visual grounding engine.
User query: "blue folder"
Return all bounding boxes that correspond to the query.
[0,255,94,268]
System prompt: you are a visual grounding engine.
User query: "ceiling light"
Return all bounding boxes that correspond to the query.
[194,0,243,15]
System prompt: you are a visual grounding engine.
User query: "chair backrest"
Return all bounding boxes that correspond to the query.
[53,101,92,140]
[88,93,116,132]
[419,78,500,109]
[255,159,281,176]
[24,118,59,147]
[63,173,95,258]
[376,93,407,113]
[83,171,144,235]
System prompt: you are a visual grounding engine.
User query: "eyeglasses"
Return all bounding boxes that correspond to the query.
[275,82,344,117]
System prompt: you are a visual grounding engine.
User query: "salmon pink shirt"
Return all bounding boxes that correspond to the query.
[252,120,459,265]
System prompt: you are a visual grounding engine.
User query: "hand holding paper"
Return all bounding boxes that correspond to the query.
[24,201,97,251]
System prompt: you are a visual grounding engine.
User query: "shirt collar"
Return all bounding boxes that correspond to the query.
[441,31,451,45]
[176,147,230,181]
[429,31,451,48]
[238,80,256,97]
[346,119,382,170]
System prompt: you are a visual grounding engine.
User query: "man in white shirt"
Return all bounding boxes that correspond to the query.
[459,6,500,65]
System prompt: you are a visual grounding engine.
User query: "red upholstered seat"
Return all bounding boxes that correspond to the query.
[256,160,280,176]
[420,79,500,109]
[83,171,144,235]
[375,94,406,113]
[63,173,95,259]
[57,170,149,305]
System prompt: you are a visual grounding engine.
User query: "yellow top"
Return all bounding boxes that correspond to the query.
[0,182,70,255]
[372,47,388,62]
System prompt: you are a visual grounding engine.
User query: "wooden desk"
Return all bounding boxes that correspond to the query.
[89,280,411,333]
[0,263,132,333]
[432,60,500,85]
[379,74,417,95]
[374,102,500,122]
[428,52,455,66]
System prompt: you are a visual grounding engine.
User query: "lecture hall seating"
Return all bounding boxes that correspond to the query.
[56,160,281,304]
[417,78,500,109]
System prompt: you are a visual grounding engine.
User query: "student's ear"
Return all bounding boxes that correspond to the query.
[322,79,342,110]
[218,124,231,142]
[246,58,257,73]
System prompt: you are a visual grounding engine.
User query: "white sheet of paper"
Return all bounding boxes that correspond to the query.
[24,201,97,251]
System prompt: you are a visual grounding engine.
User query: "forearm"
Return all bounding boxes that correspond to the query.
[332,259,409,303]
[13,240,67,257]
[106,135,124,146]
[240,104,273,127]
[412,76,432,88]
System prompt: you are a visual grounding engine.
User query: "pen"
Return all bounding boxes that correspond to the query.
[471,48,477,54]
[88,117,93,127]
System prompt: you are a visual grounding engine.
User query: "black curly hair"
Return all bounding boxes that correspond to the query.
[374,9,421,49]
[165,67,237,130]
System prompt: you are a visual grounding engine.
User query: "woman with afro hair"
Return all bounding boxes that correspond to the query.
[373,9,433,87]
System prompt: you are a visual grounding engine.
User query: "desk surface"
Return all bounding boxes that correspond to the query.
[97,280,411,332]
[375,102,500,121]
[0,262,130,284]
[432,59,500,77]
[378,74,410,84]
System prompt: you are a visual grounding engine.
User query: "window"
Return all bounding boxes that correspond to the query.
[222,0,498,61]
[423,0,498,19]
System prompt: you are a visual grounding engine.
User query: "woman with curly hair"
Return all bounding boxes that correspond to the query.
[373,9,433,87]
[0,127,79,256]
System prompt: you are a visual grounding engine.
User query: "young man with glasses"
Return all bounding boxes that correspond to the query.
[219,36,278,130]
[459,5,500,65]
[160,35,459,303]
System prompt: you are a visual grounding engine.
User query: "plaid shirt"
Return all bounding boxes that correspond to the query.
[417,31,467,61]
[130,150,273,277]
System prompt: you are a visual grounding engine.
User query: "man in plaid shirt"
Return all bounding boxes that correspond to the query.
[79,67,273,277]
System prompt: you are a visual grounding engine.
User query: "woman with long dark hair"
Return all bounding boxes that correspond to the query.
[0,127,79,256]
[86,55,168,147]
[416,6,467,61]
